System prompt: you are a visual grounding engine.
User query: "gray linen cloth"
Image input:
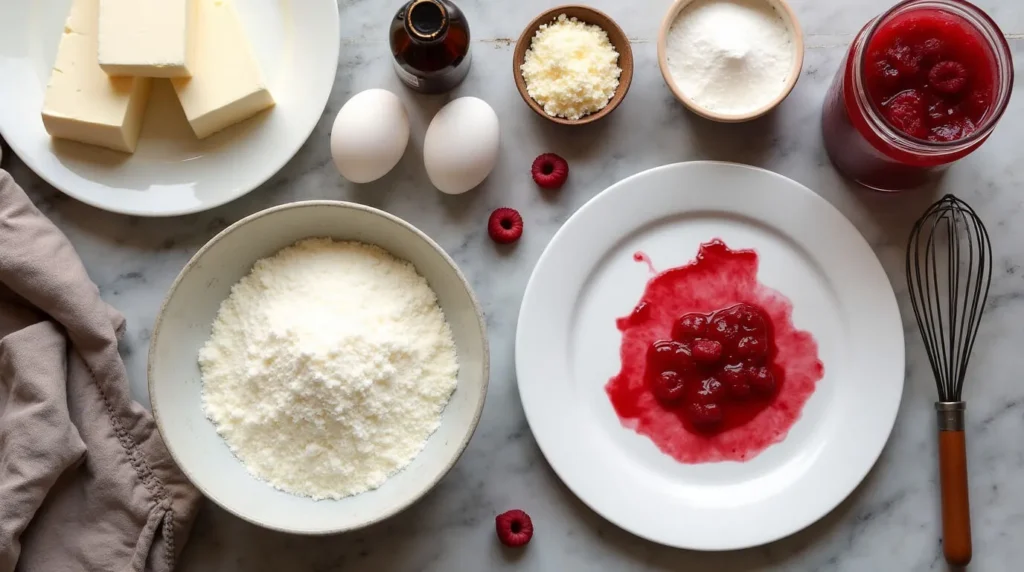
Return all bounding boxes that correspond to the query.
[0,170,201,571]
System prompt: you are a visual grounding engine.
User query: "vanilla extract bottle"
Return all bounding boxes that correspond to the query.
[390,0,472,93]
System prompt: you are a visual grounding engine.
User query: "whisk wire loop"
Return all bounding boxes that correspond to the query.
[906,194,992,403]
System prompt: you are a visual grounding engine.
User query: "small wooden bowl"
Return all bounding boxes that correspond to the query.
[657,0,804,123]
[513,6,634,126]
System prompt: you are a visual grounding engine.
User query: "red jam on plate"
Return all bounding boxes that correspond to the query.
[821,0,1012,191]
[642,304,781,429]
[606,240,824,464]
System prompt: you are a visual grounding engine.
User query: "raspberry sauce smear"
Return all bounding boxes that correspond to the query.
[821,0,1013,191]
[606,240,824,464]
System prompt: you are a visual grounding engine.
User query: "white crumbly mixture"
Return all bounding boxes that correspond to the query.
[199,238,459,500]
[521,14,621,120]
[665,0,794,115]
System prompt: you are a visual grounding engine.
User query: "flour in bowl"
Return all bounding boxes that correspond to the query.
[665,0,795,115]
[198,238,458,500]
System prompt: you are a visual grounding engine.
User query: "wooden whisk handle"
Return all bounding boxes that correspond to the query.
[937,402,971,566]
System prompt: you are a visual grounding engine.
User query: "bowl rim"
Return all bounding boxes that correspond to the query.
[147,200,490,535]
[656,0,805,123]
[513,4,634,126]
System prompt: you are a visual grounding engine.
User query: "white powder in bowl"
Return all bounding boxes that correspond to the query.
[665,0,795,115]
[198,238,459,500]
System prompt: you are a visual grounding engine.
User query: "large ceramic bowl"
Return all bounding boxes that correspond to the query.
[148,201,489,534]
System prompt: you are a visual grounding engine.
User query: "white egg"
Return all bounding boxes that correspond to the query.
[423,97,499,195]
[330,89,410,184]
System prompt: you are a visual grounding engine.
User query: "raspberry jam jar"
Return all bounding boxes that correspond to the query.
[821,0,1013,191]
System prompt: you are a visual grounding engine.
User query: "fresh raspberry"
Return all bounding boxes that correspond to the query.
[884,90,927,139]
[686,402,723,429]
[649,370,687,404]
[691,339,724,364]
[748,366,777,396]
[531,153,569,190]
[672,313,708,342]
[928,61,969,95]
[488,208,523,244]
[495,510,534,547]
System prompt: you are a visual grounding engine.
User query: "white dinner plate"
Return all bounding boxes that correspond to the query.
[0,0,339,216]
[516,162,904,550]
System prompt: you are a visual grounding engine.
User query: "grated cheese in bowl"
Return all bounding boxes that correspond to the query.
[520,14,622,121]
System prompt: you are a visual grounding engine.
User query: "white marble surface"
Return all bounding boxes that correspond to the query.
[4,0,1024,569]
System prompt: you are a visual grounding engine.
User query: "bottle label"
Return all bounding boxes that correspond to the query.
[393,61,422,88]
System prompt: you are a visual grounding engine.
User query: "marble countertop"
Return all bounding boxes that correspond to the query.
[6,0,1024,569]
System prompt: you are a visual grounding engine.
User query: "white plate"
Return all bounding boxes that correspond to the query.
[0,0,339,216]
[516,162,904,550]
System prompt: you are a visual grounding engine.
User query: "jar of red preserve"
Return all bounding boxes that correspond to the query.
[821,0,1013,191]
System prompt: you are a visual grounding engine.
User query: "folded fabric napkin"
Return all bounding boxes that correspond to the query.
[0,171,201,572]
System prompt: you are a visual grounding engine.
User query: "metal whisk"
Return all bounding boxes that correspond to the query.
[906,194,992,567]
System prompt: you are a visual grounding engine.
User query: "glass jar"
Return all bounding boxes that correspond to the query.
[390,0,472,94]
[821,0,1013,191]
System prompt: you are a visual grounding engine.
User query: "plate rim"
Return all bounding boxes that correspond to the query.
[147,200,490,534]
[0,0,340,217]
[515,160,905,550]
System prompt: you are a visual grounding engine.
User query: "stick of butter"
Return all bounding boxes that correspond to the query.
[98,0,197,78]
[171,0,275,139]
[42,0,152,153]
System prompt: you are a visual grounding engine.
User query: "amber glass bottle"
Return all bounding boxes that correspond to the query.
[390,0,471,93]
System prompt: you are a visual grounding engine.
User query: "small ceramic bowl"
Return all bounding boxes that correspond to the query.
[657,0,805,122]
[148,201,489,535]
[513,5,634,126]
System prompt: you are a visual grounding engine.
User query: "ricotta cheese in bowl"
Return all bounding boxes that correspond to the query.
[513,6,634,125]
[520,14,622,121]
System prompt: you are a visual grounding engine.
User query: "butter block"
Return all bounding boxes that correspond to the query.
[98,0,196,78]
[171,0,275,139]
[42,0,152,153]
